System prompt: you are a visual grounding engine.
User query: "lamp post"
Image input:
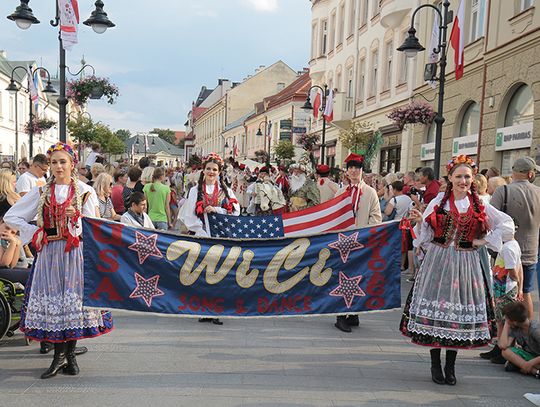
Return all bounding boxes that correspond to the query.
[397,0,451,179]
[7,0,115,144]
[135,134,155,157]
[6,65,57,160]
[255,119,271,165]
[302,84,328,165]
[222,135,234,158]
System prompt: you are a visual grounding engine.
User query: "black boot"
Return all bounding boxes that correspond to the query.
[63,341,80,376]
[345,315,359,327]
[480,344,500,360]
[74,346,88,356]
[212,318,223,325]
[444,350,457,385]
[430,348,445,385]
[39,341,53,354]
[334,316,352,333]
[41,342,68,379]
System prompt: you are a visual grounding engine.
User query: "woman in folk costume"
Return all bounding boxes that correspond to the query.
[400,155,514,385]
[4,142,113,379]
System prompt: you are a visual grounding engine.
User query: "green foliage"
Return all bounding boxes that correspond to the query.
[67,76,119,106]
[67,116,95,144]
[338,121,374,151]
[67,116,125,155]
[152,128,176,145]
[115,129,131,142]
[272,140,295,161]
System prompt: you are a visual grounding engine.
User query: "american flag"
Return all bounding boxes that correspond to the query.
[207,192,355,239]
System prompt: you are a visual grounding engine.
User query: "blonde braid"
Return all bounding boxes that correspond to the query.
[36,176,54,228]
[72,174,82,215]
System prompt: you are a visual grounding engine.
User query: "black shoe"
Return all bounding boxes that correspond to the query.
[345,315,359,327]
[39,341,53,354]
[444,350,457,385]
[63,341,80,376]
[480,345,500,360]
[431,366,446,385]
[504,361,519,372]
[212,319,223,325]
[74,346,88,356]
[490,354,506,365]
[41,343,68,379]
[198,318,212,323]
[335,316,352,333]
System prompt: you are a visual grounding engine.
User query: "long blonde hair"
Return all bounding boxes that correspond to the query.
[93,173,113,198]
[0,169,20,204]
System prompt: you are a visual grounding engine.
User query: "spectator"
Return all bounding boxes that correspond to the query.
[486,166,500,180]
[140,166,155,189]
[123,166,143,209]
[93,173,121,221]
[475,174,490,205]
[1,161,16,171]
[138,156,150,170]
[15,154,48,197]
[402,171,416,195]
[384,181,413,221]
[85,143,102,171]
[487,176,507,196]
[143,167,171,230]
[76,162,90,183]
[87,163,106,187]
[120,191,154,229]
[490,157,540,319]
[17,160,29,176]
[417,167,440,205]
[499,302,540,379]
[0,169,20,218]
[0,218,22,268]
[110,169,128,215]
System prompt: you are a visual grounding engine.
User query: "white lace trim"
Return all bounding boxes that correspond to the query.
[407,320,491,341]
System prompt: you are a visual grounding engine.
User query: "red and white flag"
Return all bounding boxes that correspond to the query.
[427,13,440,88]
[323,89,334,123]
[282,192,355,237]
[312,89,322,119]
[449,0,465,80]
[28,68,39,112]
[58,0,80,51]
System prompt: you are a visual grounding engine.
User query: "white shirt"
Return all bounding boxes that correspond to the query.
[120,211,155,229]
[4,181,99,245]
[15,171,46,195]
[85,151,99,168]
[498,240,521,293]
[388,194,413,220]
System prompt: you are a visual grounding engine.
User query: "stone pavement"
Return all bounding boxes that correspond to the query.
[1,279,538,407]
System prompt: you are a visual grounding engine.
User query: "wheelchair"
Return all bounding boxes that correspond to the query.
[0,277,25,341]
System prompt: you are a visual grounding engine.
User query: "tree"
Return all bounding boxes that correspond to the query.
[152,128,176,145]
[338,121,374,153]
[272,140,295,161]
[115,129,131,142]
[67,116,95,145]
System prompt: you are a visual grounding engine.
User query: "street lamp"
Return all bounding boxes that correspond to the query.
[135,135,155,157]
[6,65,57,160]
[7,0,116,144]
[397,0,451,179]
[302,84,328,164]
[255,119,271,165]
[222,135,234,158]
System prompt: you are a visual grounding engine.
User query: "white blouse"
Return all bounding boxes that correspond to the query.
[4,181,99,245]
[182,184,240,237]
[413,193,514,252]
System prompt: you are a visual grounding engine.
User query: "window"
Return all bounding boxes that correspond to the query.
[370,49,378,96]
[329,12,336,51]
[348,0,356,37]
[338,3,345,45]
[398,32,409,84]
[459,102,480,137]
[279,119,292,140]
[505,85,534,126]
[9,96,14,121]
[380,147,401,173]
[470,0,486,42]
[311,22,318,58]
[361,0,368,26]
[336,71,342,92]
[320,19,328,55]
[521,0,534,12]
[358,57,366,101]
[0,91,3,119]
[347,68,354,98]
[371,0,379,17]
[18,100,24,125]
[384,41,393,90]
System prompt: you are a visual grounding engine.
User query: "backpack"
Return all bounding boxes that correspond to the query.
[383,197,398,221]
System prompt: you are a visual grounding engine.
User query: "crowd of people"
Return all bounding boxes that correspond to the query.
[0,142,539,385]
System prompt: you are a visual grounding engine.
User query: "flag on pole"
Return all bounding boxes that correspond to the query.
[313,89,322,119]
[427,13,440,88]
[58,0,80,51]
[449,0,465,80]
[233,139,238,158]
[144,134,149,152]
[267,121,272,139]
[28,68,39,113]
[323,89,334,123]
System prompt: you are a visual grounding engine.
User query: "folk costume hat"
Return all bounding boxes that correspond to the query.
[46,142,78,164]
[446,155,477,175]
[290,152,314,174]
[316,164,331,176]
[203,152,224,167]
[344,153,364,169]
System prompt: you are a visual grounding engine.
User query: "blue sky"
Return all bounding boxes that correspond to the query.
[0,0,311,133]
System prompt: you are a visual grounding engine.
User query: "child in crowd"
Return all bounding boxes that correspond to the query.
[0,218,21,268]
[480,231,523,364]
[499,302,540,379]
[120,192,155,229]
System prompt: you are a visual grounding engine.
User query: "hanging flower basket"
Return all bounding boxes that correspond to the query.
[387,100,435,130]
[66,76,119,107]
[297,132,320,151]
[24,117,57,135]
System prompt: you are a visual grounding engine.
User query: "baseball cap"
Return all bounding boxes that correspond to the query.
[512,156,540,173]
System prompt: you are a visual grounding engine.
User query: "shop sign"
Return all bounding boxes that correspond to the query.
[420,142,435,161]
[495,123,533,151]
[452,134,478,156]
[292,127,307,134]
[293,109,310,128]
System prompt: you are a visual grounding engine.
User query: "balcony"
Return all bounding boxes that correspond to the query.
[308,55,327,81]
[380,0,413,29]
[332,93,353,125]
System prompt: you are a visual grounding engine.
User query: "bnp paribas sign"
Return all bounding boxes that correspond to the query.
[452,134,478,156]
[495,123,533,151]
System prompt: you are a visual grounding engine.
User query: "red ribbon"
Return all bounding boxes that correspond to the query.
[195,200,204,216]
[399,218,417,240]
[222,198,239,214]
[31,227,49,253]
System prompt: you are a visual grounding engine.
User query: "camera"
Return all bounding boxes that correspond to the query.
[409,187,423,196]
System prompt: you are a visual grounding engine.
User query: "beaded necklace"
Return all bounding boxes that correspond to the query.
[49,182,76,230]
[447,192,475,244]
[203,181,220,208]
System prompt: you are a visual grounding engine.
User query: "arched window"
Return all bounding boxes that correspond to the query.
[504,85,533,126]
[459,102,480,137]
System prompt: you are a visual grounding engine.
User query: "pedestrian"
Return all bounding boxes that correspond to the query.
[15,154,48,197]
[400,155,514,385]
[17,160,29,177]
[110,169,128,215]
[143,167,171,230]
[87,163,105,187]
[416,167,441,205]
[0,169,20,217]
[120,191,155,229]
[334,153,381,333]
[475,174,490,205]
[316,164,338,203]
[4,142,114,379]
[122,166,142,210]
[84,142,102,172]
[489,157,540,319]
[94,172,121,221]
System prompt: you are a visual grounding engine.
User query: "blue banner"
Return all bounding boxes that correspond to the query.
[82,218,401,317]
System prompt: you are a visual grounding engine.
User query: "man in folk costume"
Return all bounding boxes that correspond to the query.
[334,153,382,333]
[316,164,339,203]
[275,166,290,198]
[288,155,320,212]
[254,166,287,216]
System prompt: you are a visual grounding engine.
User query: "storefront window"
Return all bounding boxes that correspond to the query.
[504,85,533,126]
[459,102,480,137]
[379,146,401,173]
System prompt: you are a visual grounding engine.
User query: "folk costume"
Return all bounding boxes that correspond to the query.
[316,165,338,203]
[4,142,113,379]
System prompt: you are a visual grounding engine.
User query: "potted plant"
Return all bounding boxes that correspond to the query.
[24,117,57,135]
[297,132,320,151]
[66,75,119,107]
[387,100,435,130]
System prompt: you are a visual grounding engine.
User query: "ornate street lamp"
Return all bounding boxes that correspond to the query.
[397,0,452,179]
[7,0,115,145]
[302,84,328,164]
[256,120,271,165]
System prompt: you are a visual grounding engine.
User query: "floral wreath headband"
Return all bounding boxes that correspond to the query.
[203,153,224,167]
[446,154,477,175]
[46,142,78,164]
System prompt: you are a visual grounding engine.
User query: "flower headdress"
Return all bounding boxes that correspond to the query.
[446,154,477,174]
[203,152,224,167]
[46,142,78,164]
